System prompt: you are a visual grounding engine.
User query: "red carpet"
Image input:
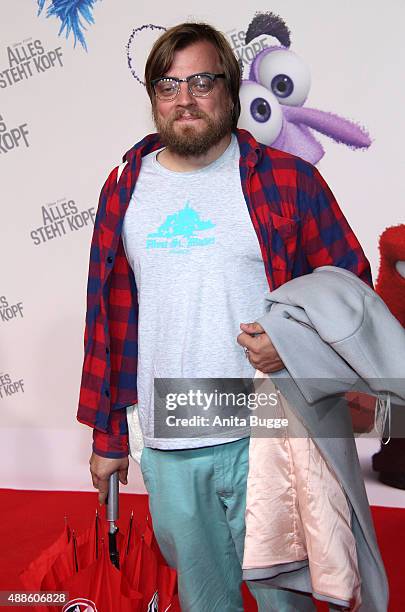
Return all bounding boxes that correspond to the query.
[0,489,404,611]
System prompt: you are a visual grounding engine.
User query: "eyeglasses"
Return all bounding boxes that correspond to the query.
[151,72,226,101]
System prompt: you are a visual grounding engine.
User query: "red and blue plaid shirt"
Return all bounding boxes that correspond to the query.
[77,128,372,458]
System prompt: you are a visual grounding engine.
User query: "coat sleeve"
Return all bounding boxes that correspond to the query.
[299,165,373,287]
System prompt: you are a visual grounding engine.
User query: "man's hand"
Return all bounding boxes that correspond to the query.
[89,453,129,505]
[237,322,285,373]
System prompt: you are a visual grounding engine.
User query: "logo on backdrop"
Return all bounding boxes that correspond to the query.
[0,372,24,400]
[62,599,98,612]
[0,114,29,154]
[0,296,23,323]
[30,199,96,246]
[147,202,215,251]
[226,27,269,68]
[0,39,63,89]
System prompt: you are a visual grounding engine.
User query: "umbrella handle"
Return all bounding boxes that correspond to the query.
[107,471,119,527]
[107,472,120,569]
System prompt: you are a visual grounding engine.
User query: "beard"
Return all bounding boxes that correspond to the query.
[152,101,234,157]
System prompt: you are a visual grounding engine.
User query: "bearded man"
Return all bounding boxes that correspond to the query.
[78,22,372,611]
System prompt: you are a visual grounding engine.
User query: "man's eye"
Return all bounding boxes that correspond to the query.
[192,78,211,91]
[159,81,176,93]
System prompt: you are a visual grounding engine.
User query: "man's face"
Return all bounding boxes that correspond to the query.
[152,40,234,156]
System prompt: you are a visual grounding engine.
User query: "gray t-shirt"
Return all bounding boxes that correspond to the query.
[122,134,269,449]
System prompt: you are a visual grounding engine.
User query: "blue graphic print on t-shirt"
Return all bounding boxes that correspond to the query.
[147,202,216,250]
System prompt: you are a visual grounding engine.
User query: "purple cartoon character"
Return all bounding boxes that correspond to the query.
[238,12,371,164]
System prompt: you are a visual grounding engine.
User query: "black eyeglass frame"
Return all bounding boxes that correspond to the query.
[151,72,226,100]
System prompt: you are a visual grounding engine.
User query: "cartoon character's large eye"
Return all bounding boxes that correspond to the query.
[256,49,310,106]
[238,82,283,145]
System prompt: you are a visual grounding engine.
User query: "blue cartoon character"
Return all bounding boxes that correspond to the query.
[37,0,99,50]
[238,12,371,164]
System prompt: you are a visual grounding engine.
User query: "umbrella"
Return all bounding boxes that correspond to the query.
[58,541,143,612]
[20,518,71,592]
[20,473,180,611]
[121,514,180,611]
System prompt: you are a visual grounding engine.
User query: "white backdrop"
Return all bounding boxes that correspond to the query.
[1,0,404,502]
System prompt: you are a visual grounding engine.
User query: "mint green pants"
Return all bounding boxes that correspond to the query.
[140,437,317,612]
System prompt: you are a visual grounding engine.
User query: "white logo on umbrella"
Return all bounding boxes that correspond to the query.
[62,598,98,612]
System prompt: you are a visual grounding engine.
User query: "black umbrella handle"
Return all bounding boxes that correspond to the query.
[108,530,120,569]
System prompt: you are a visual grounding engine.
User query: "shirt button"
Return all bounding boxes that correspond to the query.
[105,346,110,354]
[104,388,110,398]
[107,256,113,264]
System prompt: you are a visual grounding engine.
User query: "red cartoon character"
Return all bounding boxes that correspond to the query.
[372,224,405,489]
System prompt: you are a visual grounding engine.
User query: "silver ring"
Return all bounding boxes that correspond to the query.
[244,348,249,359]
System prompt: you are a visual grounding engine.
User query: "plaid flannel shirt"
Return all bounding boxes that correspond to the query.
[77,128,372,458]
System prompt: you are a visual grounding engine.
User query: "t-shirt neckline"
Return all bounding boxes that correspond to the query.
[151,132,237,177]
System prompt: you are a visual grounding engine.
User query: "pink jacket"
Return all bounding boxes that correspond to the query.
[243,372,361,611]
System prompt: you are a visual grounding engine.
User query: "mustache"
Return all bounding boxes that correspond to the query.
[172,108,206,120]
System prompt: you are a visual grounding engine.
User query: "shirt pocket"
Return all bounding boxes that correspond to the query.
[269,212,300,285]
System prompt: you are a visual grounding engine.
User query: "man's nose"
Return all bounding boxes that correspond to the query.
[176,81,195,104]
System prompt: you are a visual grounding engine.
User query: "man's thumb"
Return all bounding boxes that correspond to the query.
[119,468,128,485]
[240,322,263,333]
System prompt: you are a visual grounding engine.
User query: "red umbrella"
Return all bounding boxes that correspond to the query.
[121,514,180,611]
[74,510,105,568]
[20,519,71,592]
[20,519,76,612]
[39,511,108,593]
[20,475,179,611]
[58,541,143,612]
[155,564,181,611]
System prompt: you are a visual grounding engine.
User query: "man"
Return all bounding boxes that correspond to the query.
[78,22,372,611]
